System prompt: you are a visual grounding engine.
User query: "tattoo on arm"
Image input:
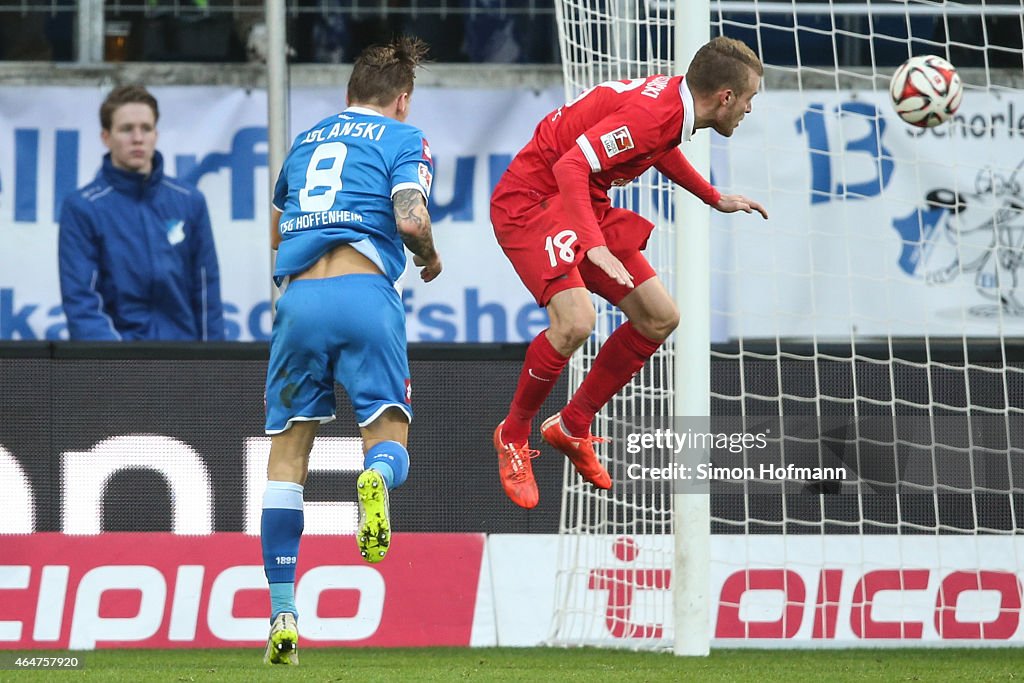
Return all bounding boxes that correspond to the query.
[393,189,437,261]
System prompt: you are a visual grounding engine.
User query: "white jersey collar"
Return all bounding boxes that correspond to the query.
[344,105,384,117]
[679,77,696,143]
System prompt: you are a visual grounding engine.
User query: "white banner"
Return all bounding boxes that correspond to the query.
[0,85,562,342]
[482,534,1024,647]
[3,86,1023,341]
[723,89,1024,338]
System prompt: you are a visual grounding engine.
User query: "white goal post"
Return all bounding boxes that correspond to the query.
[552,0,1024,654]
[671,0,712,658]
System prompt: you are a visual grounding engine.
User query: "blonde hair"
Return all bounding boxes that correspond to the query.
[686,36,763,96]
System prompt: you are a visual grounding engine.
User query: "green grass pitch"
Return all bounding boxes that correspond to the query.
[5,647,1024,682]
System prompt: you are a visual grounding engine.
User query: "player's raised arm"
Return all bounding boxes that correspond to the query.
[655,148,720,205]
[393,188,442,282]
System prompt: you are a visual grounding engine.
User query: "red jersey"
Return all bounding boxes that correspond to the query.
[508,75,713,196]
[500,75,719,251]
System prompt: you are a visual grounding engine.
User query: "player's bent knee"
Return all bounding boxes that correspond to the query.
[566,318,596,348]
[549,321,593,354]
[364,441,410,489]
[633,308,680,341]
[655,309,681,339]
[553,310,597,349]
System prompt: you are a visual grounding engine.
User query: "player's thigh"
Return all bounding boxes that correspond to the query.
[546,286,598,338]
[493,194,587,306]
[616,276,679,340]
[500,236,587,306]
[577,208,657,305]
[579,250,658,306]
[265,281,339,434]
[331,275,414,428]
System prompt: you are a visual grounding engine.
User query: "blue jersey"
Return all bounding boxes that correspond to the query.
[272,106,433,284]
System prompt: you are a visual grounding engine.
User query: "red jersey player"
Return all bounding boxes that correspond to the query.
[491,36,769,509]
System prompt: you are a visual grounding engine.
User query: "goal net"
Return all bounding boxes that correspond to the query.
[551,0,1024,651]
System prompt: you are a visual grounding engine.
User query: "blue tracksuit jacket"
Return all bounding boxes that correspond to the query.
[58,152,225,341]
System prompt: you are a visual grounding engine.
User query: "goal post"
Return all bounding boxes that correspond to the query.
[265,0,288,308]
[672,0,712,658]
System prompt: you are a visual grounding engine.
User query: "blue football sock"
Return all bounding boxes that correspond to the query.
[364,441,410,489]
[369,461,395,488]
[261,480,304,621]
[269,582,295,622]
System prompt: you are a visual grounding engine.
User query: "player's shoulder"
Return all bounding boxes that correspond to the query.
[68,176,113,207]
[158,174,204,203]
[642,73,680,93]
[381,120,431,163]
[631,74,684,121]
[60,176,115,225]
[389,119,429,143]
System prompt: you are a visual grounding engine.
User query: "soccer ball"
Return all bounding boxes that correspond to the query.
[889,55,963,128]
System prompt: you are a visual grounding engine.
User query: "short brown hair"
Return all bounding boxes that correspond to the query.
[347,36,430,107]
[686,37,763,97]
[100,84,159,131]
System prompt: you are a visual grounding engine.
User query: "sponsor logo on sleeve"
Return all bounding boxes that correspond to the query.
[600,126,635,158]
[418,163,433,194]
[421,138,432,161]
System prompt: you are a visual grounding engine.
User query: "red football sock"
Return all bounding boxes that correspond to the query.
[503,331,570,445]
[560,322,663,437]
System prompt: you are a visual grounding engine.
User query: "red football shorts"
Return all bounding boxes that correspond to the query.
[491,178,657,307]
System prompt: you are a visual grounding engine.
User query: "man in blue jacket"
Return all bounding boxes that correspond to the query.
[58,85,225,341]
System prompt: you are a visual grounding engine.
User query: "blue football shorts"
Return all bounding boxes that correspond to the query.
[265,274,412,433]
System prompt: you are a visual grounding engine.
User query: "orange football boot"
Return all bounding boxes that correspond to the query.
[494,421,540,509]
[540,412,612,489]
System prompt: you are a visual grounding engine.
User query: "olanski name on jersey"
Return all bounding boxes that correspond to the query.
[301,119,387,145]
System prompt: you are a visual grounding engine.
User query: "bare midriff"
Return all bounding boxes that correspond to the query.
[292,244,383,281]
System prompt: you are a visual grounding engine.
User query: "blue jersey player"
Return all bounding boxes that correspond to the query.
[260,37,441,665]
